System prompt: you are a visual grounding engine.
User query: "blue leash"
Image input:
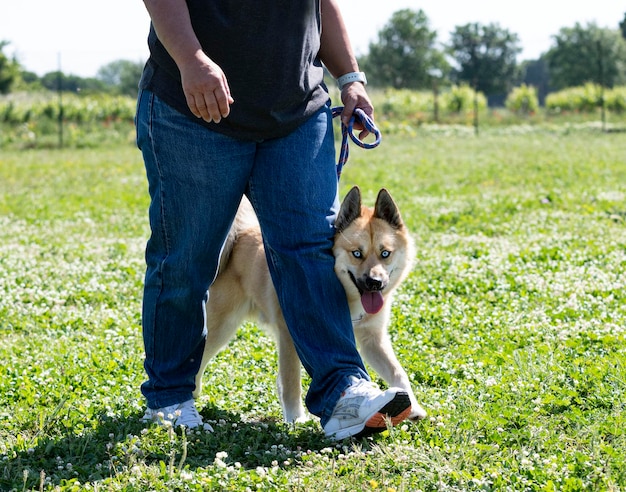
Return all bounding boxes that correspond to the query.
[331,106,382,178]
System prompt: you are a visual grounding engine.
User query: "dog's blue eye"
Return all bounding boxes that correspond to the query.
[352,250,362,259]
[381,250,391,258]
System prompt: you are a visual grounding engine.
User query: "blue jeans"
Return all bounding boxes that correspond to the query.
[135,90,369,426]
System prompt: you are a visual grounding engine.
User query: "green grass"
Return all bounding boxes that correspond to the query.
[1,125,625,491]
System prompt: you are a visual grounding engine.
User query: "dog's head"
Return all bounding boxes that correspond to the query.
[333,186,415,315]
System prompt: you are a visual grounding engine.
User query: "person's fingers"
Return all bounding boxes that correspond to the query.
[222,73,234,106]
[196,94,214,122]
[340,100,374,141]
[187,90,230,123]
[181,57,234,123]
[204,92,223,122]
[185,92,201,119]
[340,100,355,127]
[213,86,232,119]
[358,128,371,140]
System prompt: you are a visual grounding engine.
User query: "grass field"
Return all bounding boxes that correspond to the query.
[1,125,625,491]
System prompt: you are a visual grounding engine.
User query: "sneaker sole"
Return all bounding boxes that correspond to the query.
[330,391,412,440]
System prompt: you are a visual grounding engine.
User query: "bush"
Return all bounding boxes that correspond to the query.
[546,83,603,113]
[605,86,626,113]
[0,92,135,124]
[505,84,539,114]
[441,84,487,113]
[378,88,432,120]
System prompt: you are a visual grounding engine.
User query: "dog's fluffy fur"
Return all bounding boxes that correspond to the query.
[194,186,426,422]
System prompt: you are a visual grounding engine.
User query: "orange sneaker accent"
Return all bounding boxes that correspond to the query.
[365,405,412,429]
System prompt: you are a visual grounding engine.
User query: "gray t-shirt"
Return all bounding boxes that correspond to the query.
[139,0,330,142]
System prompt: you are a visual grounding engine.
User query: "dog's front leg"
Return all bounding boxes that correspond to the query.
[355,327,427,420]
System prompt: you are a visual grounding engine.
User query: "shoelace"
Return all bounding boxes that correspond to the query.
[343,377,380,397]
[331,106,382,179]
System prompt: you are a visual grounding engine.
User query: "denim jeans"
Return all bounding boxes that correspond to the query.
[135,90,369,426]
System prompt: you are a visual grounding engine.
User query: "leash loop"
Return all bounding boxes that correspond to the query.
[331,106,382,178]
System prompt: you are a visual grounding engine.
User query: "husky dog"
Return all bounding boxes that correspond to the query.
[194,186,426,423]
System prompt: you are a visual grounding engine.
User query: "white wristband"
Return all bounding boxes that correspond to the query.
[337,71,367,90]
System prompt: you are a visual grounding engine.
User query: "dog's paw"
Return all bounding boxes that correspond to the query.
[292,414,311,424]
[284,407,309,424]
[408,402,427,421]
[285,414,310,424]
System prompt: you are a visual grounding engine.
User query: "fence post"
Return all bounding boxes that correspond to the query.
[473,78,479,136]
[597,41,606,132]
[57,53,64,148]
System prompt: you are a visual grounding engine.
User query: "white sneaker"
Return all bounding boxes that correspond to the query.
[323,378,411,441]
[141,399,214,431]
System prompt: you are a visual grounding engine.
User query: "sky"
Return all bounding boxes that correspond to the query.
[1,1,624,78]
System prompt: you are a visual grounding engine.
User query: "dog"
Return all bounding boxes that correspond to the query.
[194,186,427,423]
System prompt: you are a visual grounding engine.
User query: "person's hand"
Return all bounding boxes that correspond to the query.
[179,51,234,123]
[340,82,374,141]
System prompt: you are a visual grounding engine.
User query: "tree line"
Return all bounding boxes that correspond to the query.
[360,9,626,106]
[1,8,626,106]
[0,44,144,98]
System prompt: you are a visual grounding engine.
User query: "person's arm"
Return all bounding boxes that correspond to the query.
[318,0,373,137]
[142,0,233,123]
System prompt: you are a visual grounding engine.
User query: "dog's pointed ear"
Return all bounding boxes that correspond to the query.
[374,189,403,229]
[336,186,362,232]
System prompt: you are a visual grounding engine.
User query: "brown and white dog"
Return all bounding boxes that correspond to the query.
[194,186,427,423]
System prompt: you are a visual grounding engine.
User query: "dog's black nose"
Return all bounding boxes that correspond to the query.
[365,277,383,291]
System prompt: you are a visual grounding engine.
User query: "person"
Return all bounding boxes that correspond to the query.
[135,0,412,440]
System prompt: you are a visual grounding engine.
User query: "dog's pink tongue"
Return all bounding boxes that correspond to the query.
[361,291,384,314]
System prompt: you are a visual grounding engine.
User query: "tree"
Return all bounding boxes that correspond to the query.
[359,9,448,89]
[545,22,626,89]
[0,41,19,94]
[620,12,626,40]
[40,71,106,93]
[448,23,521,104]
[96,59,145,97]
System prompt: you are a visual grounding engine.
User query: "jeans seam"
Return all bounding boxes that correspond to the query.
[145,91,170,374]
